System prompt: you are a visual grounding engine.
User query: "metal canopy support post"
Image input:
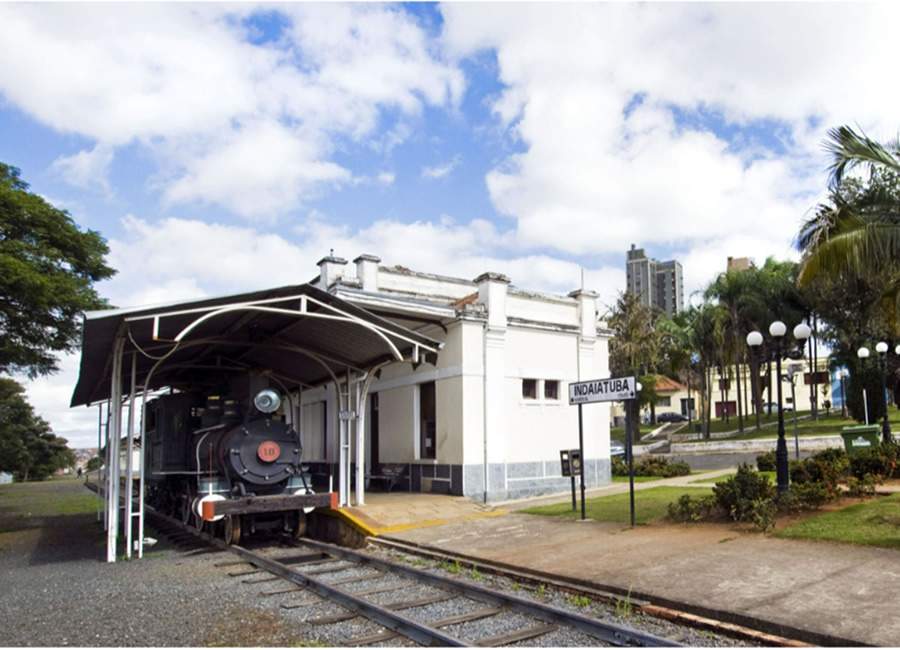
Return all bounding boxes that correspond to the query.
[137,386,149,558]
[106,335,126,562]
[96,403,103,522]
[125,353,136,558]
[355,376,365,506]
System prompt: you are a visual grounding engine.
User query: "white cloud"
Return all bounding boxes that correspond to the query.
[0,4,462,218]
[421,154,461,180]
[51,144,115,194]
[376,171,396,186]
[440,2,900,286]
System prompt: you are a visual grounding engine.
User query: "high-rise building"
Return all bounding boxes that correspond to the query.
[626,244,684,316]
[727,256,752,272]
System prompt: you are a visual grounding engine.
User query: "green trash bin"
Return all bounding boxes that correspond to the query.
[840,425,881,455]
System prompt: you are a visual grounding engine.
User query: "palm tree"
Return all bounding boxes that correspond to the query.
[798,126,900,287]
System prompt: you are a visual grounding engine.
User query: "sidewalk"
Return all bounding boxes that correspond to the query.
[496,468,735,511]
[388,489,900,645]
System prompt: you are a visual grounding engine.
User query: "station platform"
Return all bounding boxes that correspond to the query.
[338,492,507,536]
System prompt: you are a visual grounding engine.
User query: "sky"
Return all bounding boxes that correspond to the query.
[2,2,898,447]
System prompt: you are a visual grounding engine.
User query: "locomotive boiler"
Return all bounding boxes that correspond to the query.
[145,380,331,544]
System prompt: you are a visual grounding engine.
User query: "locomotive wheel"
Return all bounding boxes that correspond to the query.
[224,515,241,545]
[292,511,307,540]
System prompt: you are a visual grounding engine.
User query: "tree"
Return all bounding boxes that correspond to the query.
[798,127,900,293]
[85,456,103,472]
[0,377,75,480]
[1,163,115,377]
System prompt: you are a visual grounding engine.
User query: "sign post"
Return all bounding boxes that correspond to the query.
[626,399,636,528]
[568,375,636,523]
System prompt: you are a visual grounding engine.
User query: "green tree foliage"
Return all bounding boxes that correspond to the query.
[0,377,75,481]
[1,163,115,377]
[798,127,900,328]
[85,456,102,472]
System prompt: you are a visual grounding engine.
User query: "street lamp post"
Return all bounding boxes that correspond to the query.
[837,369,849,419]
[876,342,893,444]
[746,331,763,431]
[747,321,796,494]
[858,347,870,425]
[770,321,789,493]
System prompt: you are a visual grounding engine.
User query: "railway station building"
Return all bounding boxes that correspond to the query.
[73,252,615,562]
[298,254,614,502]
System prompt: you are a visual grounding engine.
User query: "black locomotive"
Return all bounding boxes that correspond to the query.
[144,378,321,544]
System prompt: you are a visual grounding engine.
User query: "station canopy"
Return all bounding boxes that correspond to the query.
[71,283,442,407]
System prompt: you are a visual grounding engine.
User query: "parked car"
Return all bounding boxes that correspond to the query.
[763,402,794,413]
[610,442,626,456]
[657,412,688,423]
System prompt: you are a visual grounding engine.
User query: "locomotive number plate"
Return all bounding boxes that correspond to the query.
[257,440,281,463]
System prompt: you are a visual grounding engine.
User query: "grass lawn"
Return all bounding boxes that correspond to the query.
[611,475,670,483]
[0,478,97,531]
[776,493,900,550]
[521,486,712,525]
[675,406,900,443]
[610,423,658,445]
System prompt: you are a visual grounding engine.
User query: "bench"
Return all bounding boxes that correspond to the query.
[365,463,409,492]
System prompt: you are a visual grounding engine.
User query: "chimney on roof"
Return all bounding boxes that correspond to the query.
[354,254,380,292]
[474,272,510,330]
[317,253,347,287]
[568,288,599,340]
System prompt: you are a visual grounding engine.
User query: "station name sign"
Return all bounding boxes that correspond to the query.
[568,376,636,405]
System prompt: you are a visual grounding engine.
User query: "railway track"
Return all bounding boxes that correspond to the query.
[149,510,681,647]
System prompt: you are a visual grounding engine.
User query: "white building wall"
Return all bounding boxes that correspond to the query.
[297,257,614,502]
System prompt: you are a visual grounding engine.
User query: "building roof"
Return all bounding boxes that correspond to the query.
[70,283,442,407]
[653,375,686,393]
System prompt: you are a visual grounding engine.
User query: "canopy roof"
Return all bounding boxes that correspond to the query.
[70,283,441,407]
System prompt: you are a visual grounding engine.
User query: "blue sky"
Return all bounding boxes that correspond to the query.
[2,2,897,444]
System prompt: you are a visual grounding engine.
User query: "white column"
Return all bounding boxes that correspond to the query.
[475,272,510,501]
[569,289,600,483]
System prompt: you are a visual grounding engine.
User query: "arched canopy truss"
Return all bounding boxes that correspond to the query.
[71,283,442,563]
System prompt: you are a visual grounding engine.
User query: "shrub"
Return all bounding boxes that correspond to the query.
[849,447,896,481]
[846,474,880,497]
[749,498,777,532]
[612,455,691,478]
[789,448,847,499]
[756,451,776,472]
[667,494,718,522]
[713,464,776,524]
[791,481,830,509]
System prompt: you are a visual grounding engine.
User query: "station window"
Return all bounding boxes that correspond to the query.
[544,380,560,400]
[522,378,538,400]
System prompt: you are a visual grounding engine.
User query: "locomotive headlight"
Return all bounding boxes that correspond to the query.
[253,388,281,414]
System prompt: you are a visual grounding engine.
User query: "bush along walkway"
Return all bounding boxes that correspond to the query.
[667,443,900,536]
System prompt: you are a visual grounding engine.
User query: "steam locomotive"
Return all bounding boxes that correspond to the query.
[145,378,329,544]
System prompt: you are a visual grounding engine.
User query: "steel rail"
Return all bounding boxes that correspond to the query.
[147,510,467,647]
[296,538,680,647]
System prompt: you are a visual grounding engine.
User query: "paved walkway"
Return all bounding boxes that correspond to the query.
[387,499,900,645]
[342,469,737,534]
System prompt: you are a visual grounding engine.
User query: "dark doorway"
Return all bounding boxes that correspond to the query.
[419,382,436,460]
[370,392,380,470]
